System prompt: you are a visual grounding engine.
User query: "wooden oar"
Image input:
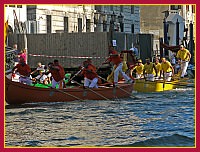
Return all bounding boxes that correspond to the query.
[71,79,110,101]
[66,66,85,84]
[97,75,140,99]
[36,82,82,101]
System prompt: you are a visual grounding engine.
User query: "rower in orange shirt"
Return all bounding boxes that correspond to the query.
[82,60,98,88]
[47,59,65,89]
[104,47,133,86]
[12,56,32,85]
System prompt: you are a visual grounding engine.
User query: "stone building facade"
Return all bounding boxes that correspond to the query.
[5,5,140,34]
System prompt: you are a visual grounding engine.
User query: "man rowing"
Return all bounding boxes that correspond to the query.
[143,58,157,81]
[176,45,191,78]
[12,56,32,85]
[154,57,162,79]
[46,59,65,89]
[104,48,133,87]
[81,60,98,88]
[130,59,144,79]
[160,57,174,81]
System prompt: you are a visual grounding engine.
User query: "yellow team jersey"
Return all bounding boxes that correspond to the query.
[122,61,128,72]
[133,64,144,74]
[144,62,155,74]
[154,63,161,75]
[177,49,190,61]
[161,61,172,72]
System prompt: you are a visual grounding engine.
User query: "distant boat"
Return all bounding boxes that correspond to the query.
[5,76,133,105]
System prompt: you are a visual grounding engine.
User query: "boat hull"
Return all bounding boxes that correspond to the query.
[133,79,178,92]
[5,77,133,105]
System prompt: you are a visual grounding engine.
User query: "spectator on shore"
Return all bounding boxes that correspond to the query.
[19,49,27,63]
[13,44,20,65]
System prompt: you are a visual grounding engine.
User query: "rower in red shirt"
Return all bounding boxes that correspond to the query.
[104,47,133,86]
[81,60,98,88]
[12,56,32,85]
[47,59,65,89]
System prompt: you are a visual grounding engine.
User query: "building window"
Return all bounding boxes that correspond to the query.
[103,21,107,32]
[170,5,181,10]
[110,6,113,11]
[30,21,37,34]
[192,5,195,13]
[9,5,15,7]
[120,23,124,32]
[131,6,134,14]
[95,5,101,12]
[131,24,134,33]
[120,6,123,12]
[78,18,82,33]
[86,19,90,32]
[64,17,68,32]
[46,15,51,33]
[186,5,189,11]
[17,5,22,8]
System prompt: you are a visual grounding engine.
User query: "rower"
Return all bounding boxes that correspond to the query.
[130,59,144,79]
[154,57,162,79]
[160,58,174,81]
[46,60,65,89]
[81,60,98,88]
[143,58,157,81]
[12,56,32,85]
[103,48,133,87]
[176,45,191,78]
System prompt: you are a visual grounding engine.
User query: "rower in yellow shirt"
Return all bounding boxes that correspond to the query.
[143,58,157,81]
[154,57,162,78]
[160,58,174,81]
[130,59,144,79]
[176,45,191,78]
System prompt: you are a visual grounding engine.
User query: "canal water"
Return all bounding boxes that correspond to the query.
[5,86,195,147]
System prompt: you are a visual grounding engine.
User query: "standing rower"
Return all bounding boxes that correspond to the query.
[176,45,191,78]
[104,49,133,86]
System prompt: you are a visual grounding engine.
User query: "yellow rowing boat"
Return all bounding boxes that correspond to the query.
[133,79,179,92]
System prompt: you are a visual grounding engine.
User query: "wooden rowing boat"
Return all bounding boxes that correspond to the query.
[5,77,133,105]
[133,79,179,92]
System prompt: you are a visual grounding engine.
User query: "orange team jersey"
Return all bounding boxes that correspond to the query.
[82,64,98,80]
[108,55,122,65]
[15,63,31,76]
[89,63,97,71]
[50,65,65,82]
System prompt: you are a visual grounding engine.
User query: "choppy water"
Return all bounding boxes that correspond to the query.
[5,86,195,147]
